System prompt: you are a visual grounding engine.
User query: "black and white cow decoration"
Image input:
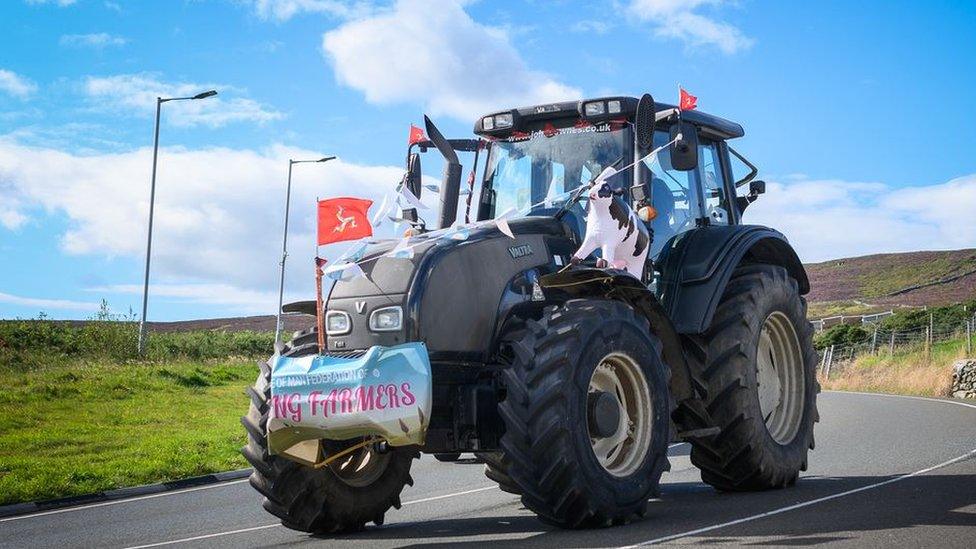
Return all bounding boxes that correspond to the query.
[571,167,649,278]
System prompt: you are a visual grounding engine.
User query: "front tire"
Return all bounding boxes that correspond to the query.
[683,264,818,491]
[498,300,672,528]
[241,328,418,533]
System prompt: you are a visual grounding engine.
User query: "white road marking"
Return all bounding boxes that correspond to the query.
[825,389,976,411]
[124,524,280,549]
[0,479,251,523]
[121,485,500,549]
[622,392,976,546]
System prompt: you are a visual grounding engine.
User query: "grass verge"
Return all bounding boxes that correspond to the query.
[819,338,969,397]
[0,357,253,506]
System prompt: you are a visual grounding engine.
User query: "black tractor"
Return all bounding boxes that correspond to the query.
[242,94,818,532]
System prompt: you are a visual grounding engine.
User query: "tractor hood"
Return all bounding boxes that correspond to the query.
[325,216,576,361]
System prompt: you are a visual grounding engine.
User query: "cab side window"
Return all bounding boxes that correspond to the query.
[647,131,700,259]
[698,142,732,226]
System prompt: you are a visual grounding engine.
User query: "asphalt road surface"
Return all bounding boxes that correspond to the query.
[2,392,974,548]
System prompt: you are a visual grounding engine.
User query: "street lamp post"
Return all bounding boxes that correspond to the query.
[274,156,335,344]
[137,90,218,355]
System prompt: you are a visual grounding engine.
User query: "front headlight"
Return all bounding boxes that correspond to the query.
[369,306,403,332]
[325,311,351,335]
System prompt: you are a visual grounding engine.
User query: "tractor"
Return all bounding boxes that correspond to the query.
[242,93,818,532]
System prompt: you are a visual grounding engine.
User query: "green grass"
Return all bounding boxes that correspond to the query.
[0,318,270,506]
[0,357,254,506]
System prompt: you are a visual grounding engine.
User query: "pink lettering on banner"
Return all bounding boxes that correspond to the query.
[338,388,352,414]
[309,391,323,416]
[386,384,399,408]
[401,383,415,406]
[272,393,302,422]
[290,381,420,423]
[354,386,375,412]
[286,393,302,421]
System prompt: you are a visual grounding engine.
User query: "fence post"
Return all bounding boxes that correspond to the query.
[889,331,895,355]
[871,326,878,354]
[967,319,972,357]
[825,345,834,379]
[925,326,931,359]
[820,346,828,372]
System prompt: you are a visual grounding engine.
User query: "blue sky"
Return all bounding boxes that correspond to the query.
[1,0,975,320]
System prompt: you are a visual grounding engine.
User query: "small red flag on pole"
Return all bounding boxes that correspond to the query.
[317,197,373,245]
[679,87,697,111]
[408,124,426,146]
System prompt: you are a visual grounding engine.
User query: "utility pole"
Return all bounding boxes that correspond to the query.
[274,156,335,344]
[137,90,218,355]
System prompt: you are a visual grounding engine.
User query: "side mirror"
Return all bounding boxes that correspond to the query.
[749,179,766,196]
[401,152,422,223]
[669,121,698,171]
[634,93,656,150]
[735,179,766,215]
[406,152,422,198]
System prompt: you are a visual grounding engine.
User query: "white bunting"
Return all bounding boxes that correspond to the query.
[324,261,365,281]
[371,194,392,228]
[495,207,517,239]
[399,184,428,210]
[386,238,416,259]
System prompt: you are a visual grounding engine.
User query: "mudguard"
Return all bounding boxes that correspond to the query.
[538,268,696,403]
[656,225,809,334]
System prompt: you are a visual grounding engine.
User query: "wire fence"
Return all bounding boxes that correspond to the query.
[817,312,976,379]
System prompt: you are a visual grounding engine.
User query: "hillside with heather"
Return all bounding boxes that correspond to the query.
[804,248,976,318]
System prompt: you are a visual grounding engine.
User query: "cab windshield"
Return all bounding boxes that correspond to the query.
[481,122,633,217]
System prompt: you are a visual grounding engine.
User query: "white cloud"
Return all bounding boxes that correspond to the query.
[60,33,128,48]
[251,0,374,21]
[0,138,410,314]
[0,291,99,312]
[83,73,283,128]
[628,0,754,54]
[744,174,976,263]
[321,0,581,121]
[0,69,38,99]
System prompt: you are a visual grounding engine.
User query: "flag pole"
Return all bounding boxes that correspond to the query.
[314,196,326,354]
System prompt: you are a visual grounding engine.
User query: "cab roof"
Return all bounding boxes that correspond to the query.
[474,96,745,141]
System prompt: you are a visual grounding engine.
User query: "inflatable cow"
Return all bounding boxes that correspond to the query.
[571,167,650,278]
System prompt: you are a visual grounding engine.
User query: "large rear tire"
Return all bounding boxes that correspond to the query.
[683,264,818,491]
[498,300,672,528]
[241,328,418,533]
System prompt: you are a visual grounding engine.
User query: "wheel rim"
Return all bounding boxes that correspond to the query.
[587,352,654,477]
[325,439,390,487]
[756,312,806,444]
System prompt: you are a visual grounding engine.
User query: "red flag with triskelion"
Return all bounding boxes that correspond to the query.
[317,197,373,245]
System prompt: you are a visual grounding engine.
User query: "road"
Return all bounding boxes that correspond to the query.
[2,392,974,548]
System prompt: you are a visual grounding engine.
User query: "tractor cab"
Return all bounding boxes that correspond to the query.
[470,96,761,273]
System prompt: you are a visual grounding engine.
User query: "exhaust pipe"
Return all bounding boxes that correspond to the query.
[424,115,462,229]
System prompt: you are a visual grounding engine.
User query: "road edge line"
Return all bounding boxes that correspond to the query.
[0,469,252,522]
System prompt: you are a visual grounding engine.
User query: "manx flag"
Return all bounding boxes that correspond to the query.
[408,124,427,146]
[317,197,373,245]
[679,87,697,111]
